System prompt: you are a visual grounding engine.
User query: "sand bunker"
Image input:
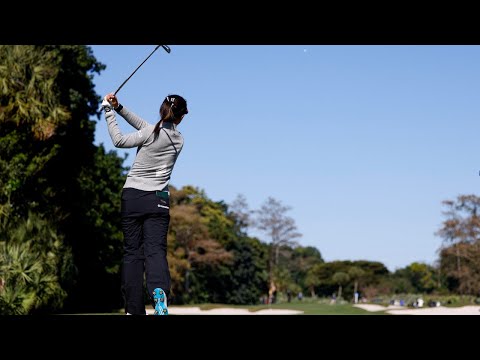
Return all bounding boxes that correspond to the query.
[146,306,303,315]
[354,304,480,315]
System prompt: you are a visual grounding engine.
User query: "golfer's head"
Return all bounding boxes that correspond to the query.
[160,95,188,124]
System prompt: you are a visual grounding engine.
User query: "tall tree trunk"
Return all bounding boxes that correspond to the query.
[268,247,275,303]
[353,280,358,303]
[338,285,342,300]
[185,247,190,296]
[456,246,461,274]
[437,267,441,289]
[185,270,190,294]
[268,281,276,304]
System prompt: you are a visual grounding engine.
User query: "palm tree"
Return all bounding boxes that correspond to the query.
[0,213,70,314]
[348,266,365,303]
[332,272,350,300]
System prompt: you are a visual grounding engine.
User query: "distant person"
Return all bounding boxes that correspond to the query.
[287,289,292,303]
[102,93,189,315]
[297,292,303,301]
[330,293,337,304]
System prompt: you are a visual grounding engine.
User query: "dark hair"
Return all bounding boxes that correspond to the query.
[153,94,188,137]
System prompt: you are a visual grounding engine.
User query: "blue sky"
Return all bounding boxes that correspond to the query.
[90,45,480,272]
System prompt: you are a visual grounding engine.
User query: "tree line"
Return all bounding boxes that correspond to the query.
[1,45,478,314]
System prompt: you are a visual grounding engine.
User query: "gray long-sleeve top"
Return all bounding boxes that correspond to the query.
[105,105,184,192]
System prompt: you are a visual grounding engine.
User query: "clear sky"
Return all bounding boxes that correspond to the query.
[90,45,480,272]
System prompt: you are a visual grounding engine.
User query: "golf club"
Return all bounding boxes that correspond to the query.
[114,45,171,96]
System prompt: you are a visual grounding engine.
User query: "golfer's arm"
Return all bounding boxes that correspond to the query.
[105,109,149,148]
[115,105,150,130]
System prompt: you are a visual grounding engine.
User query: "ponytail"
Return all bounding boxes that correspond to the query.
[153,94,188,140]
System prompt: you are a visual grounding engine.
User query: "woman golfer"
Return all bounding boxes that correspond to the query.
[102,93,188,315]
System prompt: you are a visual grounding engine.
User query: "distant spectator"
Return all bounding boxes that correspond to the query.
[287,289,292,303]
[330,293,337,304]
[272,290,277,304]
[297,292,303,301]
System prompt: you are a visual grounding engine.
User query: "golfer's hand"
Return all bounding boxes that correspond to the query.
[104,93,119,108]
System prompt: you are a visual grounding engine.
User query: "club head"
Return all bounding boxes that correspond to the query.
[161,45,171,53]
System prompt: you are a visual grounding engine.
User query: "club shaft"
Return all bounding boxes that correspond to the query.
[114,45,170,95]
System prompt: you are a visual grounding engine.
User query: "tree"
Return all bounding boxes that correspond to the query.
[224,236,269,304]
[0,213,73,314]
[306,260,390,299]
[305,265,323,297]
[348,266,365,301]
[332,272,350,300]
[169,201,233,303]
[439,242,480,295]
[0,45,70,218]
[0,45,128,312]
[269,245,324,297]
[254,197,302,296]
[167,187,271,305]
[436,195,480,295]
[290,246,324,288]
[168,186,239,304]
[229,193,253,234]
[396,262,437,294]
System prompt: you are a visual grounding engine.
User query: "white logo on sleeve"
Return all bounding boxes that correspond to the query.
[137,130,143,138]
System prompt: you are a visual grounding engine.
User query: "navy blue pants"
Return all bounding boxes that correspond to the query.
[121,188,171,315]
